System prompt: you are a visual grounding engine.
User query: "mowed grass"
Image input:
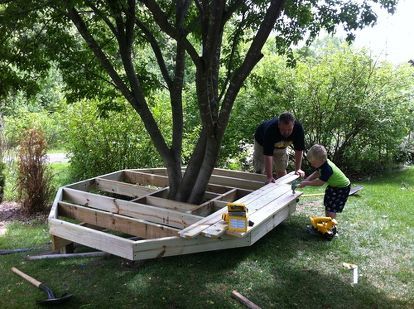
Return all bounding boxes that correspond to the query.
[0,167,412,308]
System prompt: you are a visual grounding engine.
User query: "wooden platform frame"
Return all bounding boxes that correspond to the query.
[48,168,302,260]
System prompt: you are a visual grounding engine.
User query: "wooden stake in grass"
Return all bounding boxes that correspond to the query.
[343,262,358,285]
[231,290,261,309]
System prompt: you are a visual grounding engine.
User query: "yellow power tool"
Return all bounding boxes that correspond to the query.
[309,216,337,240]
[222,203,253,233]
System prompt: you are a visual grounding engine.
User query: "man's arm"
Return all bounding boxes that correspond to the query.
[264,155,275,183]
[294,150,305,177]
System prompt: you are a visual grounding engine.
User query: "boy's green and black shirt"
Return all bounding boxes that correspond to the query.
[318,159,350,188]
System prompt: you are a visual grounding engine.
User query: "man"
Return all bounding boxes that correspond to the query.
[253,112,305,183]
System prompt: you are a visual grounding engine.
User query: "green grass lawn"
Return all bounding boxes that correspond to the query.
[0,167,412,308]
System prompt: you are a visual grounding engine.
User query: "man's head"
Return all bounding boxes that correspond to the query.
[307,144,327,168]
[278,112,295,138]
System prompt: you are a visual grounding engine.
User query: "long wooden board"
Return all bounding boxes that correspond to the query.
[58,201,179,238]
[202,184,293,238]
[63,188,202,229]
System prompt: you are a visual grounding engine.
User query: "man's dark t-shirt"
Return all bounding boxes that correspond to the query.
[254,118,305,156]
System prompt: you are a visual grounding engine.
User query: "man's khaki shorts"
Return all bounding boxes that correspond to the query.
[253,140,288,174]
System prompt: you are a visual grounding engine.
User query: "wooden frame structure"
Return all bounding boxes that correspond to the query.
[48,168,302,260]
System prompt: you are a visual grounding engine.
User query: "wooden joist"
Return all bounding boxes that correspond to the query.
[49,219,135,260]
[58,201,179,239]
[201,184,294,238]
[178,172,299,239]
[132,234,251,260]
[124,170,169,187]
[95,177,155,198]
[49,168,301,261]
[135,196,200,213]
[63,188,202,229]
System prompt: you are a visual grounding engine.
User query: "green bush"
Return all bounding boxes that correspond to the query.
[223,42,414,175]
[4,108,65,150]
[61,99,165,180]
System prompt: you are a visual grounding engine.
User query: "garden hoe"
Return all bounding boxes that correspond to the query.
[11,267,72,305]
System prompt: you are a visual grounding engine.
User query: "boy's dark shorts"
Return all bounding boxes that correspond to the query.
[324,185,351,213]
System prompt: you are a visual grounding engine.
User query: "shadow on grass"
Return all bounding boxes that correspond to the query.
[1,210,411,308]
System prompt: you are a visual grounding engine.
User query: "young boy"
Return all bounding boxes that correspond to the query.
[299,144,351,221]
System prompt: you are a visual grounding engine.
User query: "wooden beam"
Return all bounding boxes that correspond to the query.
[62,188,202,229]
[51,235,72,252]
[227,191,301,238]
[95,177,155,198]
[58,201,179,239]
[250,201,296,244]
[124,170,169,187]
[49,218,134,260]
[179,172,299,238]
[208,174,263,190]
[231,290,262,309]
[179,184,275,238]
[212,168,266,182]
[136,196,200,213]
[132,234,251,260]
[201,184,293,238]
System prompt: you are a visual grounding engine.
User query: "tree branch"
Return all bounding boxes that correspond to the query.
[87,2,118,36]
[135,19,173,88]
[217,0,286,136]
[141,0,201,66]
[64,3,132,101]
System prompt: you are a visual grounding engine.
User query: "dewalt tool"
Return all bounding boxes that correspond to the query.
[308,216,337,240]
[222,203,253,233]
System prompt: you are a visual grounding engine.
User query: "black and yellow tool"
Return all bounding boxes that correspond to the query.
[308,216,337,240]
[222,203,253,233]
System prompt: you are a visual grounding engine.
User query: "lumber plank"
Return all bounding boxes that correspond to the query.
[95,177,155,198]
[178,182,277,238]
[178,172,299,238]
[48,187,63,220]
[49,219,134,260]
[137,196,200,213]
[124,170,169,187]
[190,188,238,215]
[231,290,262,309]
[227,192,302,237]
[65,170,123,192]
[202,184,292,238]
[51,235,73,252]
[63,188,202,229]
[132,234,251,260]
[212,168,267,182]
[208,174,263,190]
[250,201,296,244]
[58,201,179,238]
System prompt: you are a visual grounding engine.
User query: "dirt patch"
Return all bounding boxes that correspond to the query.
[0,202,48,235]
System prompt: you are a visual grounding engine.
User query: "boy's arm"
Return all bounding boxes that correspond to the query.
[301,178,325,187]
[306,171,319,181]
[299,171,325,187]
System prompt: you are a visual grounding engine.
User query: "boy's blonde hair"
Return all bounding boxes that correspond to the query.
[307,144,327,162]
